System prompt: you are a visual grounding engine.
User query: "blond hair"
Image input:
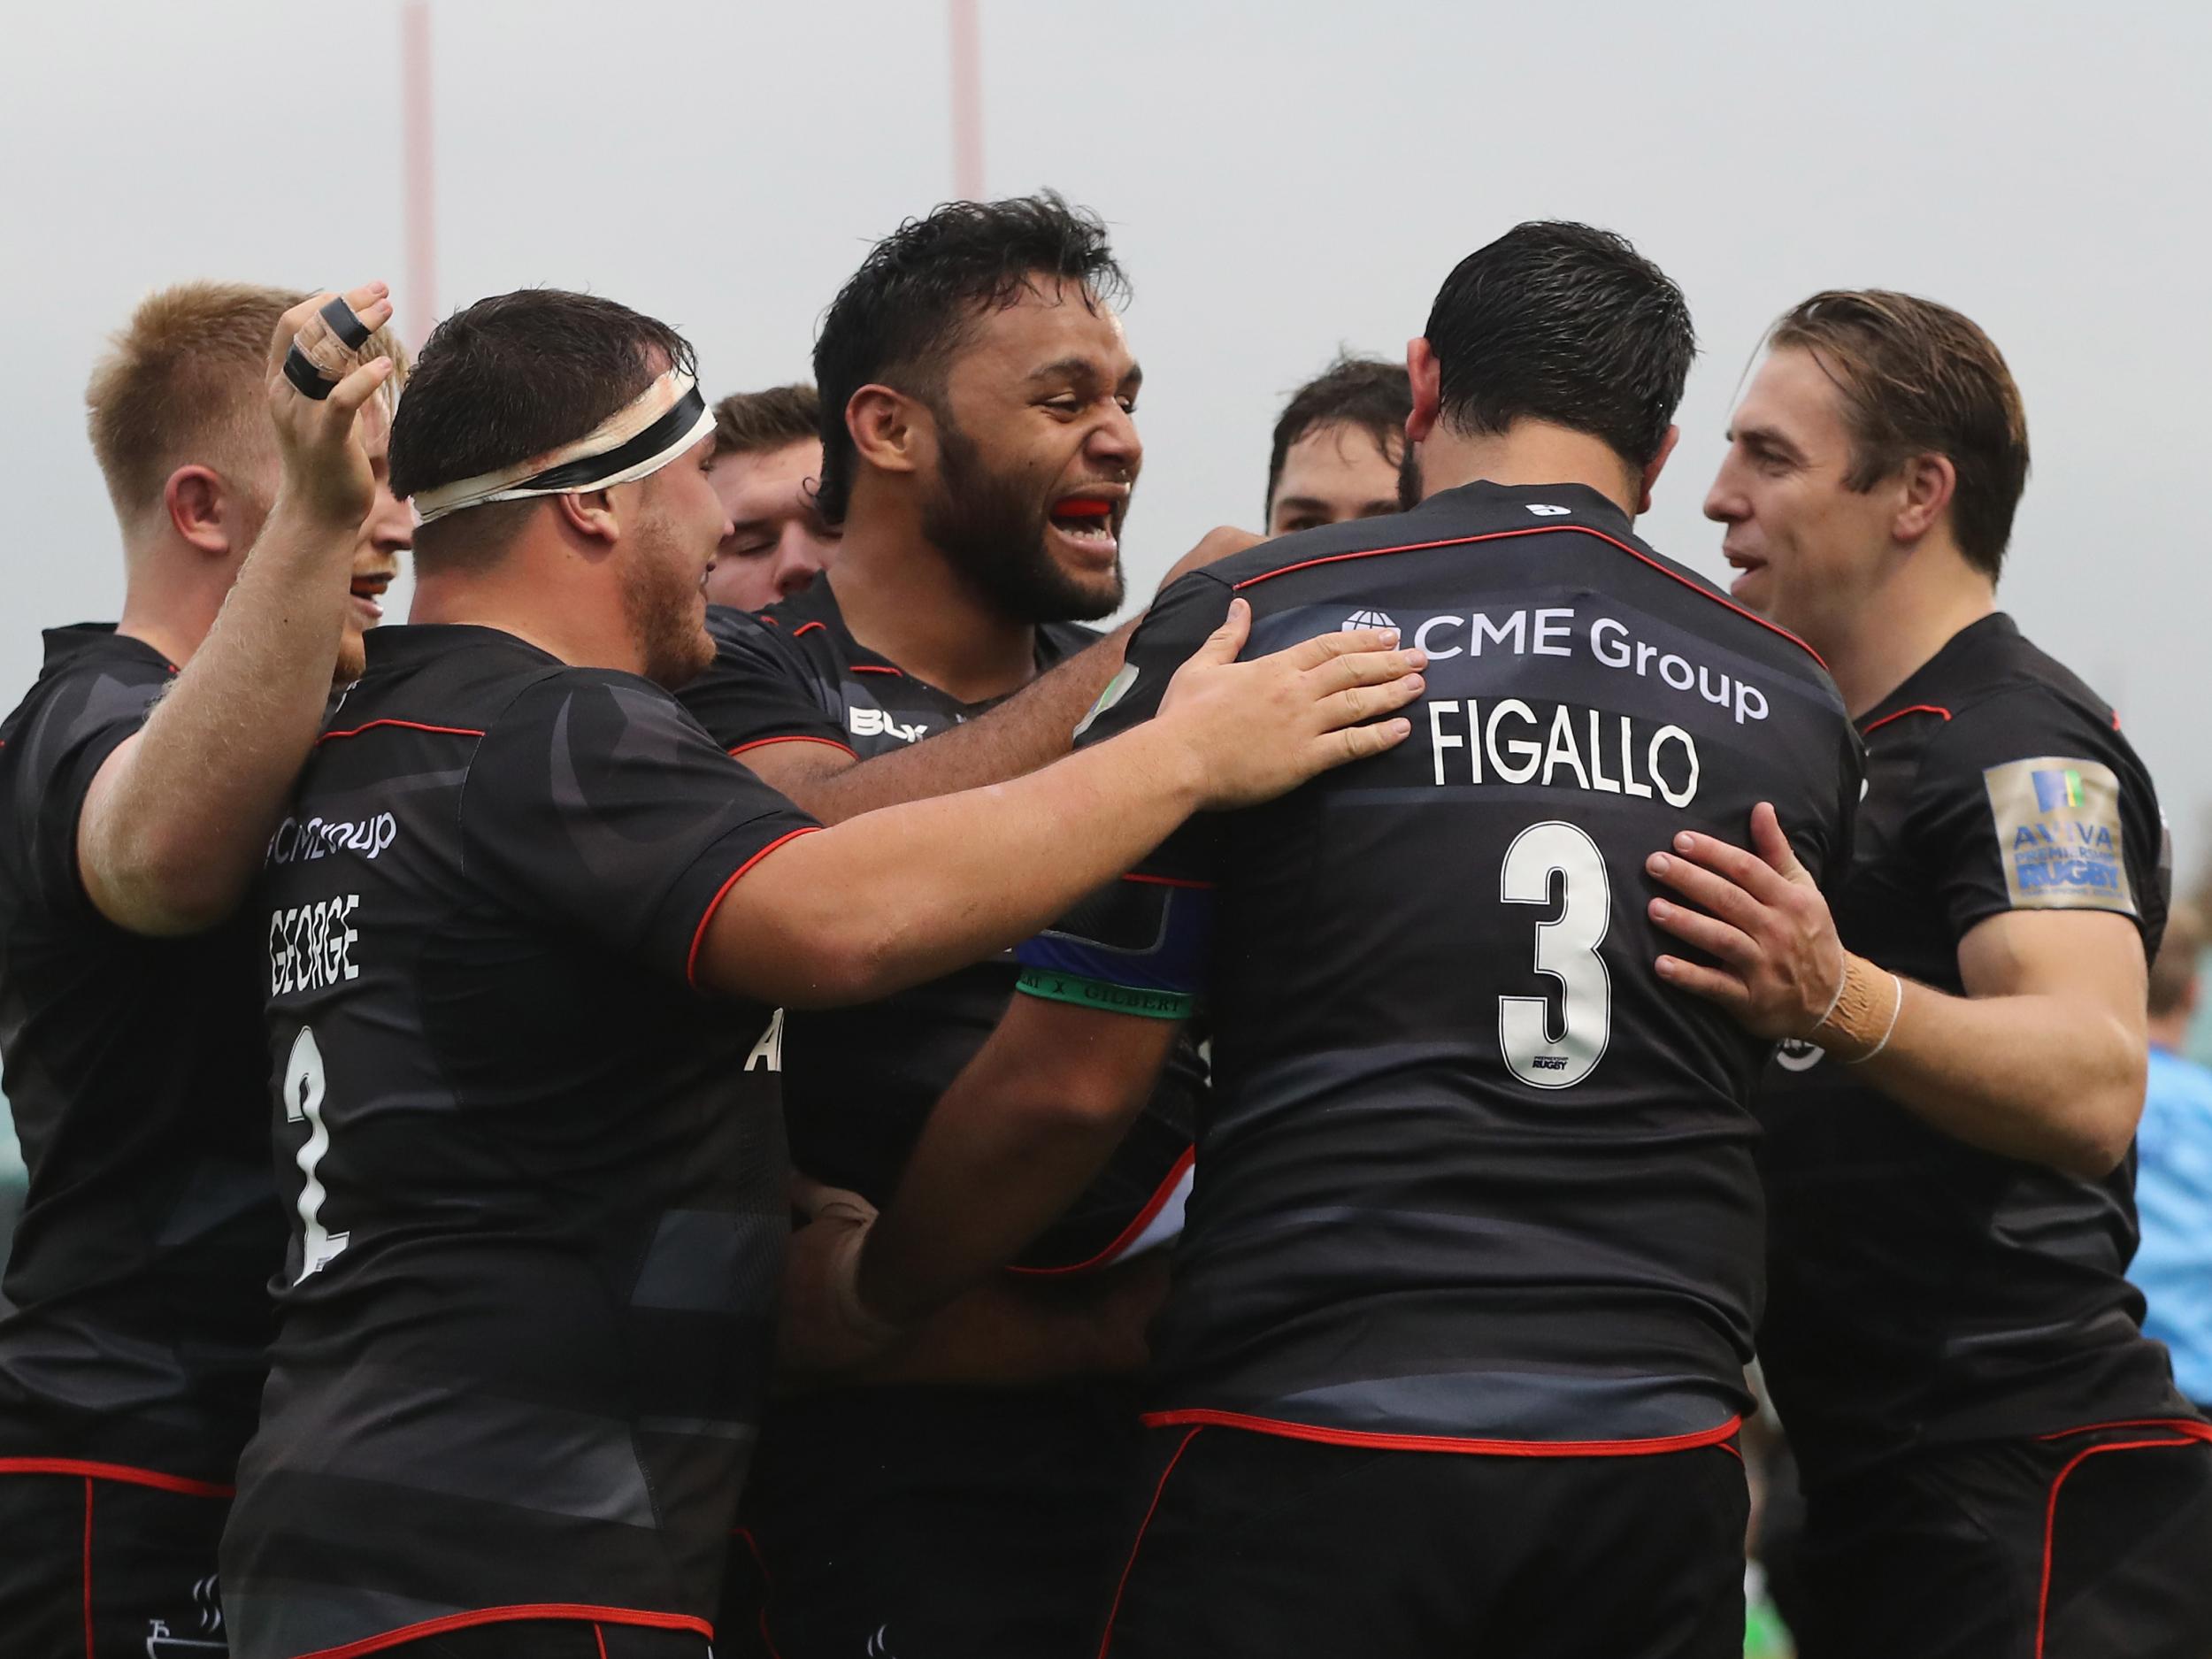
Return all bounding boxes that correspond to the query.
[85,280,408,521]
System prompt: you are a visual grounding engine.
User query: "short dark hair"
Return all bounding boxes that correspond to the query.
[1423,221,1694,471]
[1769,290,2030,580]
[390,288,694,565]
[1265,354,1412,517]
[811,191,1128,525]
[712,383,821,460]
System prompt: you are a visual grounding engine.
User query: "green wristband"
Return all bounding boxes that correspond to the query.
[1015,967,1194,1021]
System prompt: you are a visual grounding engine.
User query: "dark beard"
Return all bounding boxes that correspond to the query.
[920,413,1125,625]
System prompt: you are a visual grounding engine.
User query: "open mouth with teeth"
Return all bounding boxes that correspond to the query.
[349,570,395,624]
[1047,495,1119,556]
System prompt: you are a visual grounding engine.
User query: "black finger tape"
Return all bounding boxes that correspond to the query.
[283,343,337,400]
[319,296,374,349]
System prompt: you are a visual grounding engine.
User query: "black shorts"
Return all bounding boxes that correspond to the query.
[1101,1422,1750,1659]
[0,1463,232,1657]
[721,1379,1143,1659]
[1793,1418,2212,1659]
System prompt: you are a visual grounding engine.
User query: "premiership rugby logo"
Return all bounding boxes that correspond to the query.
[1983,756,2135,916]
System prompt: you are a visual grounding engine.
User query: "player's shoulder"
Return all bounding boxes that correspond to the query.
[325,624,562,743]
[1,624,173,745]
[1917,615,2136,770]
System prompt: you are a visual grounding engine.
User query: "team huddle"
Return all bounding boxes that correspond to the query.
[0,198,2204,1659]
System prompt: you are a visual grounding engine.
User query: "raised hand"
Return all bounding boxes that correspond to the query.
[265,282,397,529]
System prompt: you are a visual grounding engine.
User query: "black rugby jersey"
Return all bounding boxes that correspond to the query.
[1755,611,2188,1492]
[681,582,1200,1271]
[1022,481,1861,1450]
[0,625,281,1488]
[222,625,818,1658]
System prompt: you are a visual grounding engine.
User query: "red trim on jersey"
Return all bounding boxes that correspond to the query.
[1119,872,1215,891]
[594,1626,609,1659]
[2035,1429,2208,1657]
[733,1527,787,1659]
[684,826,825,987]
[759,614,780,626]
[2036,1417,2212,1443]
[1097,1426,1202,1659]
[1229,525,1827,670]
[318,718,485,745]
[1009,1145,1195,1279]
[81,1479,94,1659]
[850,664,902,676]
[2111,709,2124,731]
[1861,703,1953,735]
[726,733,858,760]
[1139,1408,1744,1457]
[0,1456,234,1498]
[289,1603,714,1659]
[790,620,826,638]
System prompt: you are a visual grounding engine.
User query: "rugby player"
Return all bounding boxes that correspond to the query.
[787,221,1863,1659]
[680,193,1215,1659]
[703,383,837,611]
[224,286,1424,1659]
[1263,352,1410,535]
[0,280,410,1654]
[1649,290,2212,1657]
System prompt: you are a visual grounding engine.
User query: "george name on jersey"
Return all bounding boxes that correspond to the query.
[269,895,360,995]
[1425,698,1699,806]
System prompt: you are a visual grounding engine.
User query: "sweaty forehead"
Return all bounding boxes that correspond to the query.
[1737,347,1852,446]
[949,281,1133,386]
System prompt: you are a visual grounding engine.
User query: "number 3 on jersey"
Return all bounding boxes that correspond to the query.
[284,1025,350,1280]
[1499,821,1611,1088]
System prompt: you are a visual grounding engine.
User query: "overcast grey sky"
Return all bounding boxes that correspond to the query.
[6,0,2208,863]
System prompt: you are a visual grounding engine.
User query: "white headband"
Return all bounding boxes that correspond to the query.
[411,370,716,526]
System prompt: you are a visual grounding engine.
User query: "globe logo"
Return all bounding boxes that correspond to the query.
[1775,1038,1824,1073]
[1342,610,1396,633]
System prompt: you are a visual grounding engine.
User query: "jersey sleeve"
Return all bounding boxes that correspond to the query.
[677,607,854,761]
[13,664,165,913]
[463,671,822,988]
[1013,572,1233,1019]
[1910,688,2165,944]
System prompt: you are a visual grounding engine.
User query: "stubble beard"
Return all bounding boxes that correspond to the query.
[626,518,715,690]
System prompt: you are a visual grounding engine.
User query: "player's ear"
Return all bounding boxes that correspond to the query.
[164,465,234,557]
[1892,452,1956,548]
[1638,425,1681,516]
[846,384,925,484]
[1405,338,1441,444]
[554,488,621,548]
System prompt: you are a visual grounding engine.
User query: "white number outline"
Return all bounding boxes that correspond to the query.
[283,1025,350,1281]
[1497,821,1612,1089]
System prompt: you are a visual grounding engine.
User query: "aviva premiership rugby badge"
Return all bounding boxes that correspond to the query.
[1982,756,2135,914]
